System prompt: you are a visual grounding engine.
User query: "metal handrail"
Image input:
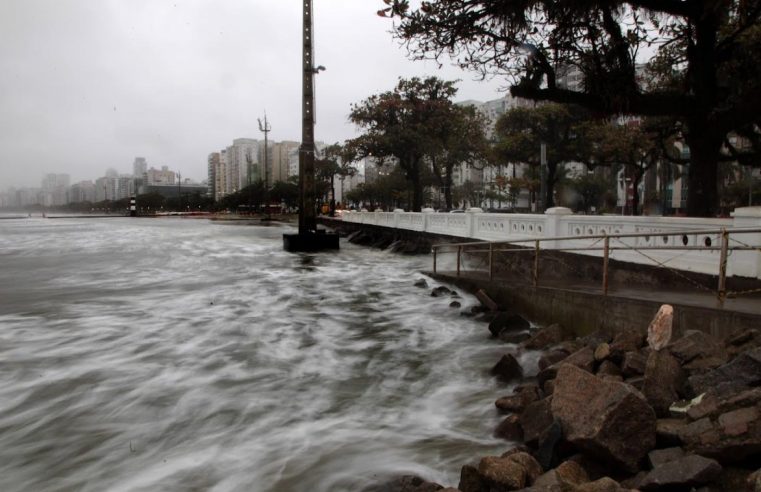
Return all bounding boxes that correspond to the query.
[431,227,761,302]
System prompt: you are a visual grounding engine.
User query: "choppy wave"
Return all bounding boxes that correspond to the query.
[0,218,517,492]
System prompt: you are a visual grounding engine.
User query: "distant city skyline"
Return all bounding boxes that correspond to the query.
[0,1,507,188]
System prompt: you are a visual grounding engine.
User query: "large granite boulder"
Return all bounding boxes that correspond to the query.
[687,347,761,396]
[550,364,657,472]
[668,329,727,365]
[642,350,686,417]
[537,347,594,387]
[523,324,566,350]
[638,454,721,491]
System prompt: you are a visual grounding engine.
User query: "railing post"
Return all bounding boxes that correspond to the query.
[718,228,729,302]
[489,242,494,281]
[603,235,610,296]
[457,245,462,277]
[533,240,540,287]
[432,247,437,273]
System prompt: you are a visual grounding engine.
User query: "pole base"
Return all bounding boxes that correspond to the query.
[283,231,340,252]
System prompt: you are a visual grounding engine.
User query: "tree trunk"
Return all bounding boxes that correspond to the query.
[631,170,643,216]
[545,161,558,209]
[685,130,722,217]
[444,169,453,209]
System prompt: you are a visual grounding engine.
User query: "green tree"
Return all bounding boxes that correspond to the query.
[493,103,591,209]
[347,76,459,211]
[382,0,761,217]
[430,104,490,209]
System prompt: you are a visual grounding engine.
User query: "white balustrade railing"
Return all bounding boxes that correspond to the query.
[338,207,761,279]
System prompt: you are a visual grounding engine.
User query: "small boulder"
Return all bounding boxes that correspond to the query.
[688,347,761,396]
[458,465,485,492]
[596,360,622,377]
[362,475,444,492]
[668,330,727,365]
[488,312,531,337]
[638,454,721,491]
[646,304,674,351]
[537,347,594,387]
[609,331,646,362]
[594,343,611,362]
[550,364,657,472]
[449,301,461,308]
[647,447,685,468]
[621,352,647,377]
[642,350,686,417]
[431,286,453,297]
[491,353,524,383]
[494,414,524,441]
[520,398,554,447]
[538,349,570,372]
[496,386,541,414]
[574,477,632,492]
[533,460,589,488]
[413,279,428,288]
[523,324,566,350]
[477,456,527,490]
[505,451,544,485]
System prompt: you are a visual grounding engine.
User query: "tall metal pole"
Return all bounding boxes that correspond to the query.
[299,0,317,234]
[258,114,271,216]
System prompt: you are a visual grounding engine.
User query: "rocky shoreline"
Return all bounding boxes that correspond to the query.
[368,282,761,492]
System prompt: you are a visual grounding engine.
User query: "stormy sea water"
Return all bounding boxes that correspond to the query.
[0,217,537,492]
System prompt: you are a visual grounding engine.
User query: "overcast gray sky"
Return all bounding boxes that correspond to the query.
[0,0,507,187]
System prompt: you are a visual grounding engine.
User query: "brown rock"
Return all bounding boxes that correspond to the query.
[668,330,727,364]
[647,447,685,468]
[364,475,444,492]
[458,465,485,492]
[609,331,646,363]
[496,386,541,413]
[539,349,570,372]
[642,350,686,417]
[656,418,687,447]
[639,454,721,491]
[748,468,761,492]
[477,456,526,490]
[537,347,595,387]
[594,343,611,362]
[574,477,631,492]
[520,398,554,447]
[621,352,647,377]
[489,312,531,338]
[543,379,555,396]
[625,376,644,391]
[647,304,674,351]
[688,347,761,396]
[555,460,588,485]
[495,414,524,441]
[524,324,566,350]
[686,392,719,420]
[505,452,544,485]
[550,364,656,472]
[596,360,621,377]
[491,353,524,383]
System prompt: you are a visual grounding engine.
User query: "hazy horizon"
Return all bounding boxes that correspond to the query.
[1,0,508,188]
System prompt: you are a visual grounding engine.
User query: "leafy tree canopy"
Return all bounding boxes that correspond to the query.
[382,0,761,216]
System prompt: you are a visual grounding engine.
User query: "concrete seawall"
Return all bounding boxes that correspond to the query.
[323,217,761,339]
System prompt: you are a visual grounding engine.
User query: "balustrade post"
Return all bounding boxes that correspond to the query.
[603,235,610,295]
[718,228,729,302]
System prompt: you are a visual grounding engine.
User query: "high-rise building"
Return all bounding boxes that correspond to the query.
[41,173,71,206]
[226,138,259,193]
[145,166,176,185]
[133,157,147,178]
[69,181,96,203]
[271,141,299,184]
[208,152,227,201]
